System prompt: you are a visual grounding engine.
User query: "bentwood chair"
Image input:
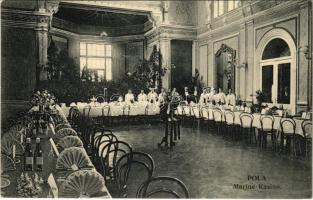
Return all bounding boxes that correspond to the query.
[123,105,131,129]
[93,131,118,172]
[136,176,189,198]
[182,104,193,127]
[82,105,91,117]
[280,118,297,156]
[224,110,235,139]
[116,151,155,198]
[102,105,110,126]
[260,115,276,150]
[213,108,224,135]
[239,113,256,144]
[301,120,312,157]
[68,106,78,123]
[201,106,210,132]
[191,105,202,128]
[99,140,133,182]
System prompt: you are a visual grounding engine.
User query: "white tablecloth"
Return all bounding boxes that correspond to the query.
[60,103,306,136]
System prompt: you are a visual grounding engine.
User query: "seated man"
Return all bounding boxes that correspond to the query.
[226,89,236,106]
[117,95,124,105]
[125,89,135,104]
[137,90,147,102]
[199,88,208,105]
[206,87,213,103]
[193,86,199,102]
[148,88,158,103]
[184,87,189,101]
[158,88,167,104]
[215,88,227,105]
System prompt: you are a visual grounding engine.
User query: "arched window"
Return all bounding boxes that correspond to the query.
[260,38,292,104]
[262,38,290,60]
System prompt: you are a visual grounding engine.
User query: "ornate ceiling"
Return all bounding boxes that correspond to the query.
[55,3,150,27]
[52,2,154,37]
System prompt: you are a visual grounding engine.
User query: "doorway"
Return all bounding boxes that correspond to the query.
[259,37,293,110]
[170,40,192,94]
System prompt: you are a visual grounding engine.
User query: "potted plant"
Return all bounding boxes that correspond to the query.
[255,90,264,112]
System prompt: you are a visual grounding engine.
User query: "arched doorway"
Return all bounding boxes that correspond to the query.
[255,28,296,114]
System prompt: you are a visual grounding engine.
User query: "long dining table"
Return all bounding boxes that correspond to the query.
[1,107,111,198]
[60,102,308,137]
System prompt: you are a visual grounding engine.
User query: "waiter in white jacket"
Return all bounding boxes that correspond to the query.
[125,89,135,104]
[138,90,147,102]
[226,89,236,106]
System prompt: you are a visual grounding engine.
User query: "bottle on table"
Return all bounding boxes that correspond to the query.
[24,138,34,171]
[34,138,43,171]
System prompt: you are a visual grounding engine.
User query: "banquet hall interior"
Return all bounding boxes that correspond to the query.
[1,0,312,198]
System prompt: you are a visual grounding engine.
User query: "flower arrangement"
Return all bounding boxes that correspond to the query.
[255,89,264,104]
[30,89,57,109]
[17,172,44,197]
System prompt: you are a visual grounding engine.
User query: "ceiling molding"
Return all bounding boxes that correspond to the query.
[61,1,162,14]
[59,2,151,16]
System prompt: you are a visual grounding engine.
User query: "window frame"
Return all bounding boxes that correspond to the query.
[212,0,241,19]
[80,42,112,81]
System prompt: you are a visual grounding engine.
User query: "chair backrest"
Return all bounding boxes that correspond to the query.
[110,94,120,102]
[116,151,155,198]
[102,105,110,116]
[123,105,131,116]
[213,108,223,122]
[201,107,209,119]
[182,106,191,116]
[301,120,312,138]
[76,116,94,149]
[68,106,78,121]
[260,115,274,131]
[94,131,118,157]
[136,176,189,198]
[96,95,106,103]
[239,113,254,128]
[192,106,201,118]
[280,118,296,135]
[224,110,235,124]
[71,109,82,126]
[99,141,132,181]
[83,105,91,117]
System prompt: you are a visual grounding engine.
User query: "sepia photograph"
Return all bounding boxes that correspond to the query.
[0,0,312,198]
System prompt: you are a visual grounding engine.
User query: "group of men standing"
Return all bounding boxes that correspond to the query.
[184,86,236,106]
[120,86,236,106]
[123,88,168,105]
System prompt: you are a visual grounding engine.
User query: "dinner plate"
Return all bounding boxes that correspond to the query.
[1,177,10,189]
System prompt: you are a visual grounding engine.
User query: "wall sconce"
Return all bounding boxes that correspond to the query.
[299,45,311,60]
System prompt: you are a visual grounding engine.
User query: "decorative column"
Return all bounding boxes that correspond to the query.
[297,0,311,111]
[192,40,198,76]
[34,2,59,82]
[207,34,215,87]
[159,35,171,90]
[245,19,254,102]
[238,22,246,100]
[34,12,50,81]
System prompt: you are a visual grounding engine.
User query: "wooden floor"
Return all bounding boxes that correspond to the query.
[107,122,311,198]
